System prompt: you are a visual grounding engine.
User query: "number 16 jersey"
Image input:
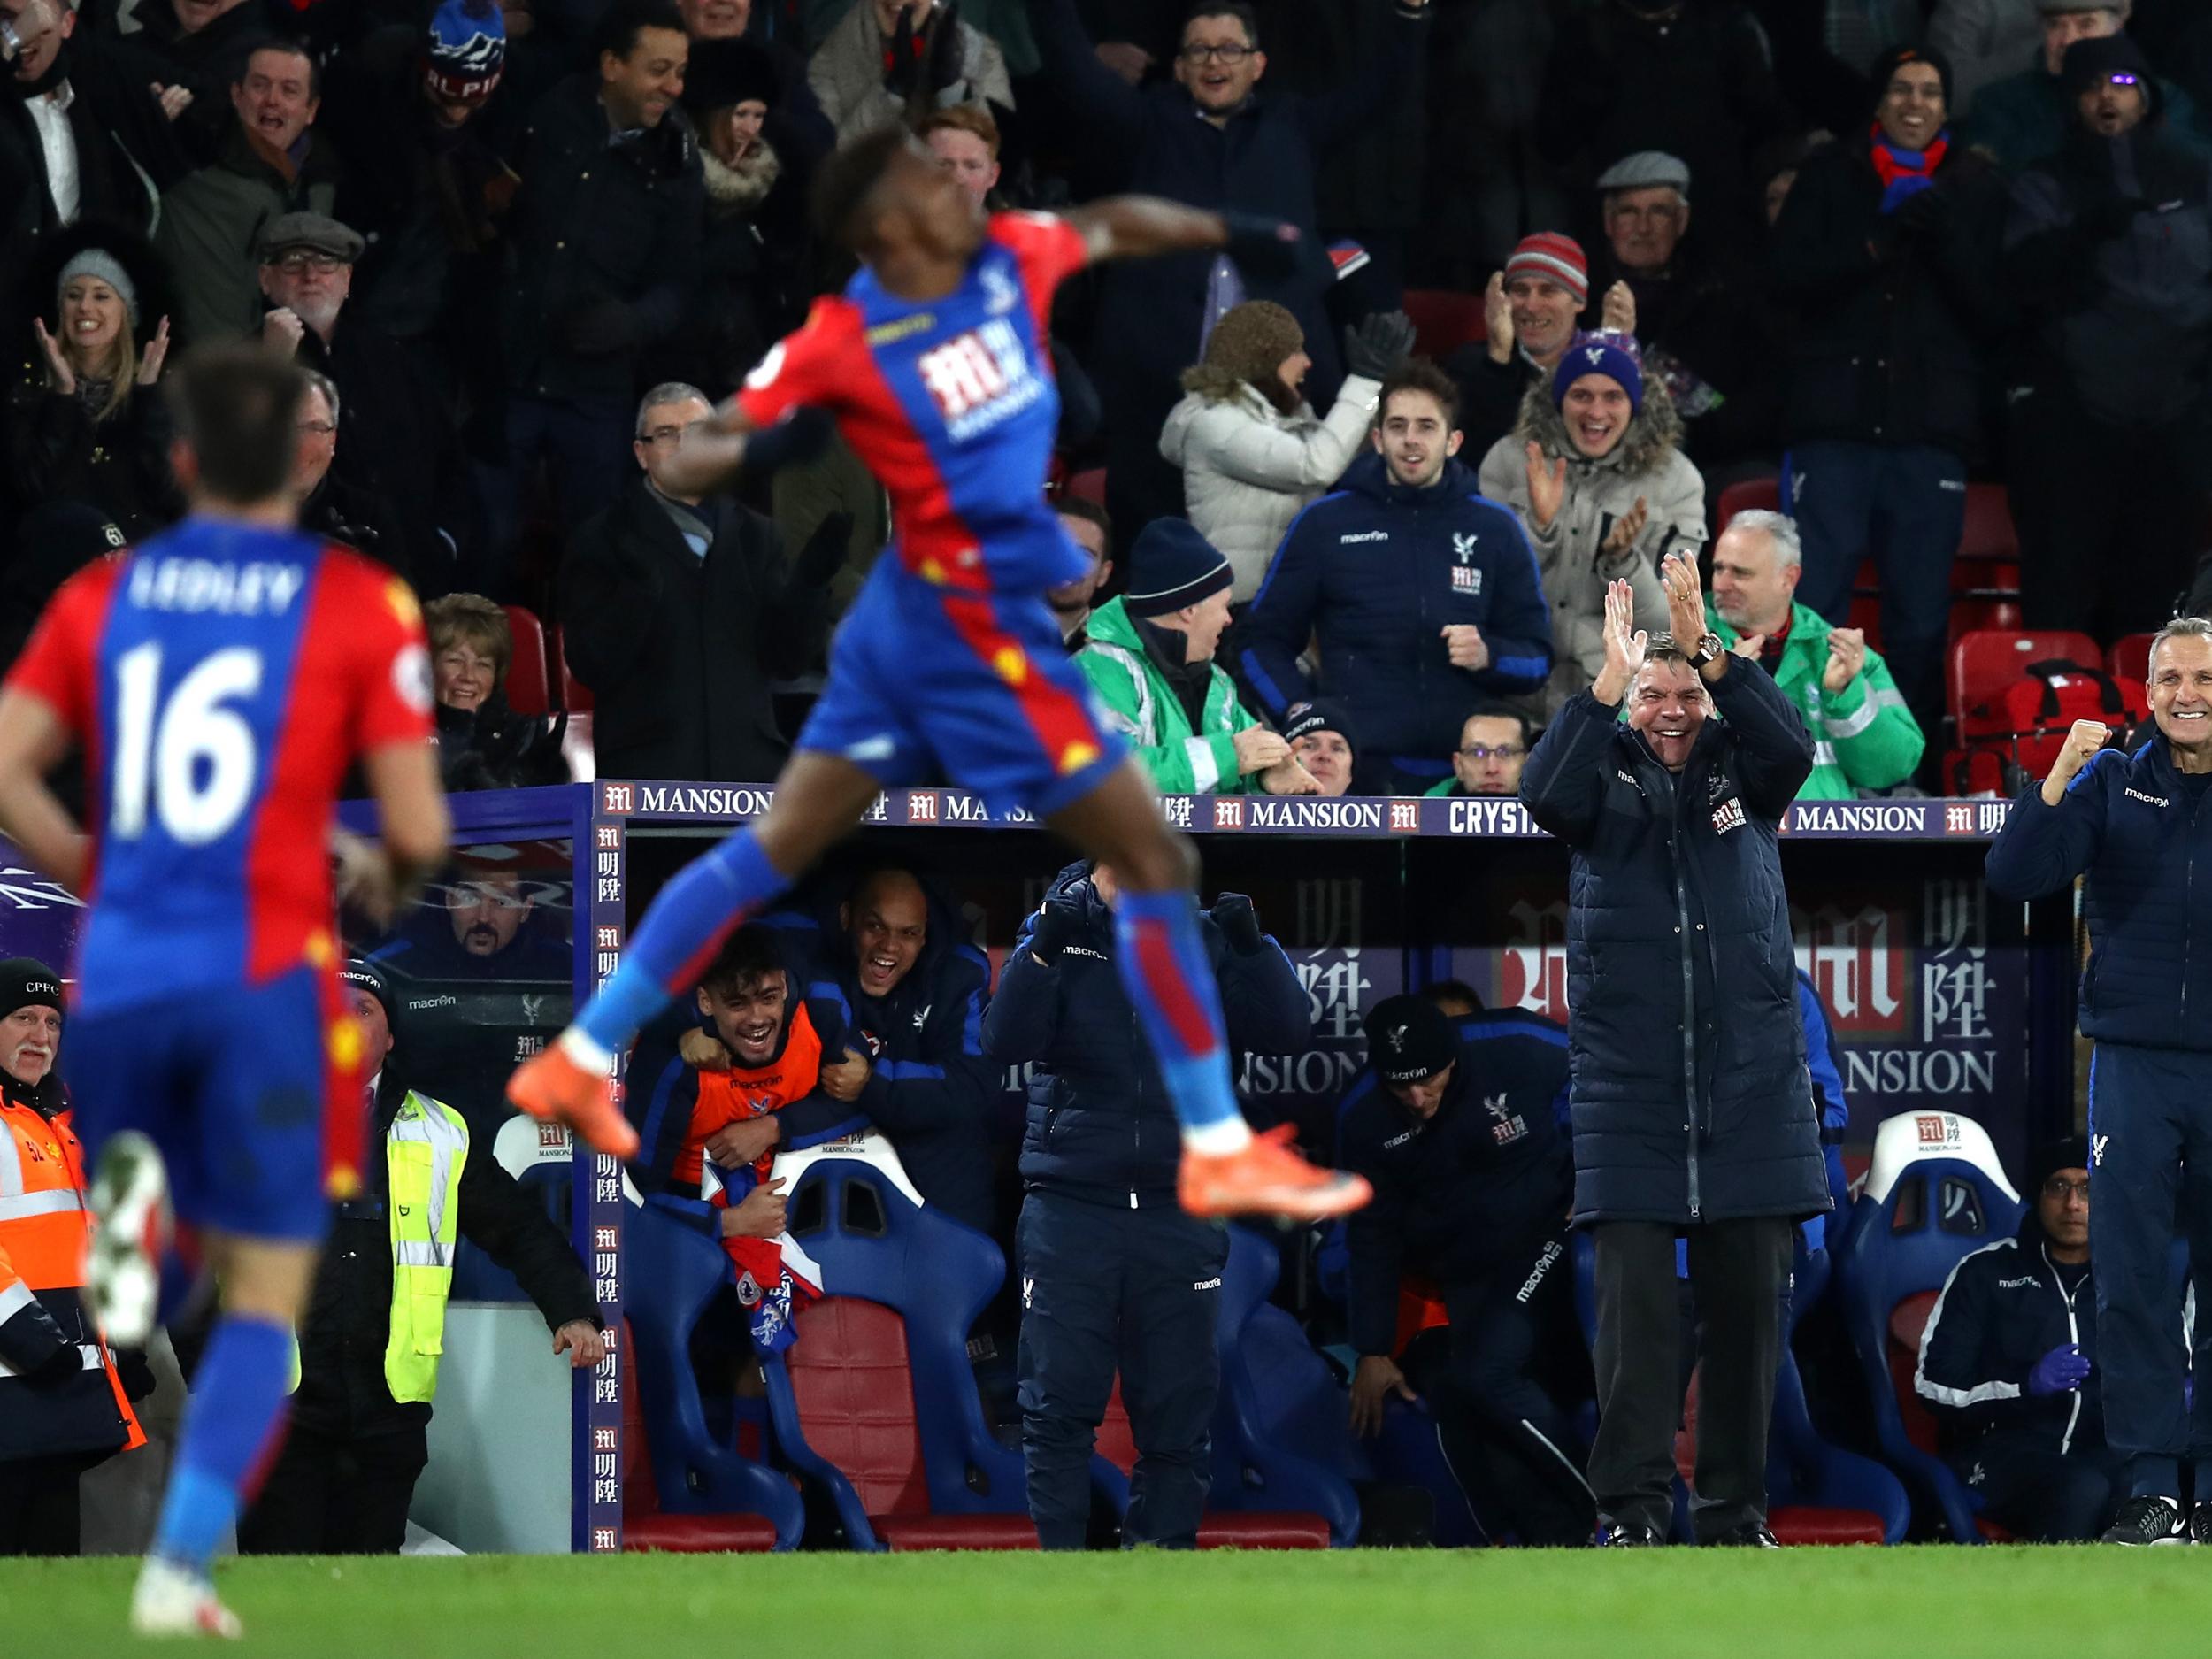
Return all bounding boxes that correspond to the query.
[5,519,434,1018]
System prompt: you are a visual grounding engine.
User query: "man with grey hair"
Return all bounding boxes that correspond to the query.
[1702,508,1923,800]
[1588,150,1779,473]
[559,381,844,782]
[291,368,408,572]
[1987,613,2212,1545]
[1962,0,2210,170]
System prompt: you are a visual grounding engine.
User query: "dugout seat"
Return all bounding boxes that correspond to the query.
[1834,1110,2024,1542]
[1088,1225,1355,1548]
[1947,629,2104,742]
[621,1197,804,1550]
[501,604,553,718]
[1061,467,1108,510]
[762,1167,1035,1550]
[1402,288,1487,359]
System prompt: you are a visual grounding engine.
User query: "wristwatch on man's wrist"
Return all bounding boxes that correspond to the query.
[1686,633,1725,669]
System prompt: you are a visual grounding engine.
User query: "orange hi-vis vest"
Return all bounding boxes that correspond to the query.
[0,1087,145,1462]
[674,1004,826,1189]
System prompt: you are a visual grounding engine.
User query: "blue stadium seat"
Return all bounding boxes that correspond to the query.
[761,1167,1034,1550]
[621,1198,804,1550]
[1835,1110,2024,1542]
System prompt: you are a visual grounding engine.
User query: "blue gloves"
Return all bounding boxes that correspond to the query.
[2026,1343,2092,1397]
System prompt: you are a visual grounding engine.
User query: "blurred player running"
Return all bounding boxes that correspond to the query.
[510,127,1367,1222]
[0,348,449,1636]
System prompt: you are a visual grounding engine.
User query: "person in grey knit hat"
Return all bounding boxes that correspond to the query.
[1159,299,1414,602]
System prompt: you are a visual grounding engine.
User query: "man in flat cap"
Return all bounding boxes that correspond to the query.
[256,211,473,598]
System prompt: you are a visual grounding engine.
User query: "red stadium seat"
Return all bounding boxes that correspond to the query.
[1948,628,2102,741]
[1062,467,1108,510]
[620,1320,780,1553]
[1672,1368,1888,1546]
[1402,288,1487,358]
[1094,1382,1330,1549]
[1715,476,1781,536]
[501,603,552,718]
[1957,484,2020,565]
[551,626,594,713]
[763,1168,1037,1551]
[1946,597,2023,648]
[2109,632,2156,685]
[1939,745,2016,797]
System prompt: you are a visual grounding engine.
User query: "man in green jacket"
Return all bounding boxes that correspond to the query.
[1706,509,1924,800]
[1076,518,1318,796]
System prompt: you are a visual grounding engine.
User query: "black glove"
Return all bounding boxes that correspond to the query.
[1211,891,1264,955]
[885,4,923,97]
[1893,185,1950,248]
[924,1,965,93]
[114,1345,157,1402]
[561,296,641,357]
[790,510,856,589]
[1220,210,1303,284]
[743,406,835,476]
[1342,310,1416,382]
[1026,897,1084,964]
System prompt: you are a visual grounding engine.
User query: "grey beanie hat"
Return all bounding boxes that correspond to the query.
[57,249,141,329]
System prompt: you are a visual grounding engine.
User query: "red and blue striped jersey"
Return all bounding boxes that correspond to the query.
[737,211,1091,596]
[5,518,434,1016]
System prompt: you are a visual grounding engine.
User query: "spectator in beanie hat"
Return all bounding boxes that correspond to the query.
[1449,232,1635,461]
[1076,519,1319,796]
[1479,331,1697,718]
[424,0,508,112]
[1281,698,1358,796]
[1160,299,1411,603]
[1963,0,2210,173]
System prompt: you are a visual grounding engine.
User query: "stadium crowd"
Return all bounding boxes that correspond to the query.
[7,0,2212,1563]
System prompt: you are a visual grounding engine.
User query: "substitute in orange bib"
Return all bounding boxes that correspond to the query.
[0,959,146,1556]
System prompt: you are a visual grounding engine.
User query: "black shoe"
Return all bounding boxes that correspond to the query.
[2187,1503,2212,1545]
[1598,1520,1666,1547]
[2101,1496,2185,1545]
[1708,1524,1782,1548]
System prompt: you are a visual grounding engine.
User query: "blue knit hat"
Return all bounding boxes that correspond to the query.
[1125,518,1233,617]
[1553,331,1644,418]
[426,0,506,103]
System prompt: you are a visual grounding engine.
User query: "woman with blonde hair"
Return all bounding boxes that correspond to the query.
[1160,301,1413,602]
[4,226,180,542]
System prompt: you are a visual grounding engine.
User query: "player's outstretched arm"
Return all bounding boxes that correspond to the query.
[661,402,757,501]
[359,741,452,915]
[1067,196,1302,278]
[0,689,88,892]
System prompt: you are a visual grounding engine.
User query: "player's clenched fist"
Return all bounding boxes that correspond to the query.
[2041,718,2109,806]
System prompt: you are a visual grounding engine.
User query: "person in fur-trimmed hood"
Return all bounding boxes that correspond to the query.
[1477,330,1701,717]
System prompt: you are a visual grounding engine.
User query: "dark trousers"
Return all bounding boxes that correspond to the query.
[2008,385,2205,643]
[236,1421,430,1555]
[1785,439,1964,749]
[2087,1041,2212,1496]
[1587,1217,1793,1540]
[1016,1190,1227,1550]
[475,392,631,601]
[0,1454,87,1555]
[1430,1231,1594,1546]
[1955,1433,2125,1542]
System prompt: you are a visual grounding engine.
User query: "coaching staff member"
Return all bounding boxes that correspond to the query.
[1985,616,2212,1546]
[1520,556,1826,1547]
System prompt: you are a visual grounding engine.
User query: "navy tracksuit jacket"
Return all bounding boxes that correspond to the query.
[1986,741,2212,1479]
[980,864,1310,1549]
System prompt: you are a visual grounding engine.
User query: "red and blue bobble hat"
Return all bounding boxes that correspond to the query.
[1363,995,1456,1086]
[425,0,507,103]
[1503,232,1588,309]
[1553,329,1644,418]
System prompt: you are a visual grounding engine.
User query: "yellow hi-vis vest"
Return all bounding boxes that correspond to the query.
[383,1091,470,1406]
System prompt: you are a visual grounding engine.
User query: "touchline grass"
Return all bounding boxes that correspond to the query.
[12,1548,2212,1659]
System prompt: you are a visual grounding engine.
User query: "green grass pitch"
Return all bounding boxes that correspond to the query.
[14,1548,2212,1659]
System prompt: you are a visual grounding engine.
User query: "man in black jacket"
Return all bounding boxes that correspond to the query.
[1916,1136,2120,1541]
[0,0,186,242]
[1520,558,1826,1547]
[488,0,704,593]
[2004,34,2212,641]
[561,380,839,783]
[983,861,1309,1548]
[237,963,602,1555]
[1340,995,1591,1545]
[1768,45,2009,750]
[1024,0,1430,546]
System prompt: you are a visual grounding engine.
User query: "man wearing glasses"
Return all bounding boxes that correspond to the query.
[1026,0,1431,545]
[1914,1137,2123,1542]
[1427,707,1533,799]
[559,381,842,784]
[257,212,473,598]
